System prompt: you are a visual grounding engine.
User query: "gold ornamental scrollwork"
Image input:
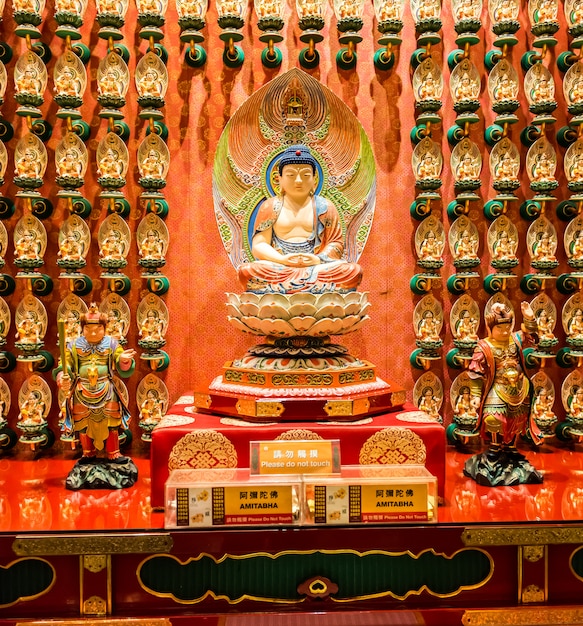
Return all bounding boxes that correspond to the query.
[12,534,173,556]
[83,595,106,616]
[17,621,172,626]
[275,429,323,441]
[462,608,583,625]
[168,430,238,470]
[462,526,583,546]
[83,554,107,573]
[359,428,427,465]
[522,545,545,562]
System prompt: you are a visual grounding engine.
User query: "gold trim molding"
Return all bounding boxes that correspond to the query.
[12,534,173,556]
[463,608,583,625]
[16,618,172,626]
[462,526,583,547]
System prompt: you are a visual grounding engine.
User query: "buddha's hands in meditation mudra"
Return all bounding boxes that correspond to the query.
[238,145,362,294]
[284,254,321,267]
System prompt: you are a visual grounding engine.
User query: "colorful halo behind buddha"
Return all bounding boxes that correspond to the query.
[213,67,376,270]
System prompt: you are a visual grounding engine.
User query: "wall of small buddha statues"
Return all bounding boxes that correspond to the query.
[0,0,579,451]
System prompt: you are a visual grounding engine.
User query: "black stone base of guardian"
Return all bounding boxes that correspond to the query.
[66,457,139,490]
[463,447,543,487]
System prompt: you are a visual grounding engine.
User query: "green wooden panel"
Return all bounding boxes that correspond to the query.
[139,548,491,603]
[0,558,55,607]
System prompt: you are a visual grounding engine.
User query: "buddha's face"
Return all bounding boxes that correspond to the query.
[279,164,315,199]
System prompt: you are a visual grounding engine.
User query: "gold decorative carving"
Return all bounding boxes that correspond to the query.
[309,579,328,595]
[12,534,172,556]
[167,430,237,471]
[324,398,370,416]
[236,399,285,417]
[324,400,354,416]
[83,554,107,573]
[17,622,172,626]
[193,393,211,409]
[523,545,545,562]
[521,584,545,604]
[462,527,583,546]
[392,390,407,405]
[275,429,323,441]
[235,398,255,416]
[82,595,106,616]
[462,608,583,625]
[296,576,339,600]
[359,428,427,465]
[257,401,284,417]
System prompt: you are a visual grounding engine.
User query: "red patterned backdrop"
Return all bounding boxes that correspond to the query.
[0,0,574,447]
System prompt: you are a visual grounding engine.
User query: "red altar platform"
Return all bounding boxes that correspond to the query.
[2,442,583,624]
[149,394,446,508]
[2,438,582,532]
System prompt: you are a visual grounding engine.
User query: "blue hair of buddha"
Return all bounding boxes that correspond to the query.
[277,144,317,174]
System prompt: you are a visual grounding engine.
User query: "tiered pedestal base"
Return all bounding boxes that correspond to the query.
[150,394,446,508]
[195,358,407,422]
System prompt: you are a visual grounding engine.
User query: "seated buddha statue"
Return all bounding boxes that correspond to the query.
[237,145,363,294]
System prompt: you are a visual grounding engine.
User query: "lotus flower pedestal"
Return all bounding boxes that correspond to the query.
[193,292,407,422]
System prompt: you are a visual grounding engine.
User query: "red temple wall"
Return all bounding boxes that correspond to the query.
[0,0,573,442]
